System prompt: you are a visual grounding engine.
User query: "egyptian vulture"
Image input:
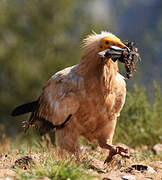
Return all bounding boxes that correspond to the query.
[12,31,131,163]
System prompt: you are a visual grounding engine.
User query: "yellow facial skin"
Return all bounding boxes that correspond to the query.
[100,36,126,51]
[99,36,126,66]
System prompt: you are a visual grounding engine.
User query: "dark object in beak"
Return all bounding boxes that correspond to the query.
[122,41,141,79]
[98,45,124,62]
[98,42,141,79]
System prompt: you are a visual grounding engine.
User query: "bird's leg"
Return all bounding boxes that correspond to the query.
[99,140,130,163]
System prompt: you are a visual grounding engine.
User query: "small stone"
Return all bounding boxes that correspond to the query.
[80,145,88,152]
[121,175,136,180]
[131,164,147,172]
[5,177,13,180]
[147,166,156,174]
[106,170,122,180]
[14,155,34,170]
[153,144,162,155]
[141,145,148,151]
[0,169,15,177]
[131,164,156,174]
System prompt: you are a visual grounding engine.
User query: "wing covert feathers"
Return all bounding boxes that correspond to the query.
[23,66,81,135]
[24,114,72,135]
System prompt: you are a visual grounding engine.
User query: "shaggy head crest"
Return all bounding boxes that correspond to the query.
[83,31,116,48]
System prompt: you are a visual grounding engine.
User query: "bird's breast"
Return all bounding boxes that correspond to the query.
[74,91,116,140]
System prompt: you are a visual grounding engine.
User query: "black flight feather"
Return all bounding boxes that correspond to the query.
[11,100,39,116]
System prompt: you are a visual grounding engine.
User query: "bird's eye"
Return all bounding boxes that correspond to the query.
[105,41,109,45]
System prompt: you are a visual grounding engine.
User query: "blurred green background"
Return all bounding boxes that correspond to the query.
[0,0,161,146]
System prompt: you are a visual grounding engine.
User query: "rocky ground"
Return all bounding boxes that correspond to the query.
[0,142,161,180]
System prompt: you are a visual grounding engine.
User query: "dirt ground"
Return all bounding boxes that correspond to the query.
[0,145,161,180]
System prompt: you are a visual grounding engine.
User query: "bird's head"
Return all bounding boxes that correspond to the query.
[99,35,125,51]
[83,31,129,64]
[82,31,140,78]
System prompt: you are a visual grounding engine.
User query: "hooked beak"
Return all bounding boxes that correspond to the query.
[98,45,130,63]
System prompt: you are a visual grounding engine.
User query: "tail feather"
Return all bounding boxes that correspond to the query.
[11,100,38,116]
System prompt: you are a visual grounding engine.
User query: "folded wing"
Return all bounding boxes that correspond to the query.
[26,66,82,134]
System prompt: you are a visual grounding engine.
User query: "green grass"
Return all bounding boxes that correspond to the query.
[114,83,162,147]
[15,158,91,180]
[0,134,161,180]
[0,135,95,179]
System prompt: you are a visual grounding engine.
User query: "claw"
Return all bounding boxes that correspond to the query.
[104,146,130,164]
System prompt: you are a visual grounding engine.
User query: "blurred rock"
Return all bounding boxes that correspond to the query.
[149,161,162,170]
[121,164,156,174]
[141,145,148,151]
[121,175,136,180]
[131,164,156,174]
[104,170,122,180]
[152,144,162,155]
[102,178,111,180]
[0,169,15,177]
[131,164,147,172]
[0,177,13,180]
[89,158,107,173]
[147,166,156,174]
[14,155,34,170]
[80,145,88,153]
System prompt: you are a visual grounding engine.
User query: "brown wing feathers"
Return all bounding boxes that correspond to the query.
[11,98,72,135]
